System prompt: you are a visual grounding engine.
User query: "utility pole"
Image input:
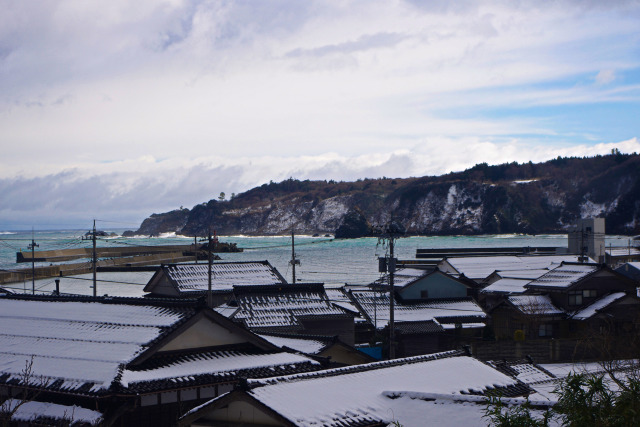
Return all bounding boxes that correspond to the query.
[377,221,402,360]
[290,229,300,283]
[388,233,396,360]
[82,220,98,296]
[207,229,213,308]
[92,220,97,296]
[194,236,198,264]
[580,225,585,263]
[28,232,38,295]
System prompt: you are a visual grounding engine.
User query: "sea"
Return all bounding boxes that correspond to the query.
[0,229,635,298]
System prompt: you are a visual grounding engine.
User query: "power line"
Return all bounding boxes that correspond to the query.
[60,276,148,286]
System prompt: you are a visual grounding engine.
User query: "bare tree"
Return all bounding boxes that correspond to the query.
[0,356,50,427]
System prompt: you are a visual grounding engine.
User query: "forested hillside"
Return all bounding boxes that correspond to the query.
[128,153,640,237]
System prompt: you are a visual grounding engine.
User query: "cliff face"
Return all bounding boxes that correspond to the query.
[129,154,640,236]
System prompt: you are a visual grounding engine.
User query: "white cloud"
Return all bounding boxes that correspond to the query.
[0,1,639,227]
[595,70,616,85]
[1,137,638,229]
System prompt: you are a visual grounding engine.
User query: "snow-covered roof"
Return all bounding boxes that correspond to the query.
[120,349,320,390]
[324,287,361,317]
[571,292,627,320]
[507,295,565,316]
[606,247,640,257]
[230,284,352,330]
[487,361,556,385]
[0,295,321,396]
[495,269,551,280]
[351,291,486,329]
[441,255,589,281]
[528,360,637,402]
[372,267,430,288]
[0,297,192,394]
[257,333,329,354]
[616,262,640,281]
[525,263,599,290]
[624,261,640,270]
[4,399,103,426]
[144,261,286,294]
[482,278,531,295]
[219,352,527,427]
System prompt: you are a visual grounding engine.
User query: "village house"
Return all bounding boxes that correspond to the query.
[523,262,637,312]
[438,254,589,283]
[0,294,324,426]
[479,268,551,310]
[142,260,287,305]
[487,263,640,356]
[372,267,480,301]
[217,283,358,345]
[178,349,540,427]
[346,288,487,357]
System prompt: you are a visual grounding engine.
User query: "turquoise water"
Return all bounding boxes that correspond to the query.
[0,229,634,297]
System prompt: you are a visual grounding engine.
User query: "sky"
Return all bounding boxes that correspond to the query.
[1,0,640,230]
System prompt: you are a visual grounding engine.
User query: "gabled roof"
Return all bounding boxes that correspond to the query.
[0,295,319,396]
[440,255,589,281]
[571,292,627,320]
[180,350,531,427]
[524,262,601,290]
[494,269,553,280]
[0,296,194,395]
[350,291,486,330]
[121,348,320,393]
[324,286,363,318]
[481,278,532,295]
[616,262,640,282]
[393,319,444,334]
[506,295,565,316]
[258,333,332,355]
[143,261,287,295]
[486,359,557,386]
[0,286,14,295]
[227,283,353,330]
[371,267,430,289]
[257,332,377,366]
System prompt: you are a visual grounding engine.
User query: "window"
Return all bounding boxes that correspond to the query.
[539,324,553,337]
[568,290,583,306]
[420,290,429,299]
[583,289,597,298]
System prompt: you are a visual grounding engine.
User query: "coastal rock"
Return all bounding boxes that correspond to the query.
[136,208,190,236]
[335,208,372,238]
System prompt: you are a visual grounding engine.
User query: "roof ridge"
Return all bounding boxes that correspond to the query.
[0,293,203,307]
[247,349,466,388]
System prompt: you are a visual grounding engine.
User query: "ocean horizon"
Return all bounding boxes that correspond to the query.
[1,229,635,298]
